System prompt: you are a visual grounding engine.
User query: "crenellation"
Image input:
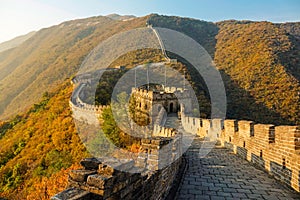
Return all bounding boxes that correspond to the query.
[225,119,238,132]
[275,126,300,152]
[65,72,300,197]
[211,119,223,130]
[253,124,275,144]
[216,118,300,192]
[238,120,254,138]
[179,101,300,192]
[198,119,211,137]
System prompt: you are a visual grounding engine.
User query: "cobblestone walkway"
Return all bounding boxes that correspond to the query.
[176,137,300,200]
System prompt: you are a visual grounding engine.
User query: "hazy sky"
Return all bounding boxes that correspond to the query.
[0,0,299,43]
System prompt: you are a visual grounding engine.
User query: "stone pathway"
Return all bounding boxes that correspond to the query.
[176,137,300,200]
[165,113,180,128]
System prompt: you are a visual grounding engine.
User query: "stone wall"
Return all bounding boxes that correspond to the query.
[154,106,167,126]
[131,87,191,114]
[51,128,183,200]
[220,120,300,192]
[180,109,300,192]
[69,82,108,125]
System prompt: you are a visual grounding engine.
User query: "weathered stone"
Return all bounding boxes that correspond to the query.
[112,159,134,171]
[87,174,114,189]
[69,169,97,182]
[50,187,102,200]
[98,163,116,175]
[80,158,102,170]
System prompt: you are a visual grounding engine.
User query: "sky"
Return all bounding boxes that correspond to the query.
[0,0,299,43]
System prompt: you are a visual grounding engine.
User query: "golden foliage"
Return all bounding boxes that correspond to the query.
[0,82,88,199]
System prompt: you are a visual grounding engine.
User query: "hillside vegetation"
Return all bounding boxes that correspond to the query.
[0,81,88,199]
[148,15,300,124]
[0,15,148,120]
[0,14,300,199]
[215,21,300,124]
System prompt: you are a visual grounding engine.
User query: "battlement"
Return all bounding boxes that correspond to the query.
[181,108,300,153]
[69,82,108,125]
[153,125,177,138]
[132,87,190,100]
[131,88,154,99]
[52,157,182,200]
[180,107,300,192]
[67,70,300,195]
[220,119,300,151]
[137,128,182,171]
[52,124,183,200]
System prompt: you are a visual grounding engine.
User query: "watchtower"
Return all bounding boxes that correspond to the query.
[130,85,192,126]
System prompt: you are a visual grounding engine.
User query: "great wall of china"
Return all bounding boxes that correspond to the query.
[180,111,300,192]
[52,26,300,199]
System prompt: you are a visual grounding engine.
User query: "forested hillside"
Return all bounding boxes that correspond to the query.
[148,15,300,124]
[0,81,88,199]
[0,14,300,199]
[215,20,300,124]
[0,15,148,120]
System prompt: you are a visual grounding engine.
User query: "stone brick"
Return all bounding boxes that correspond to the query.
[87,174,114,189]
[80,158,102,170]
[69,170,97,182]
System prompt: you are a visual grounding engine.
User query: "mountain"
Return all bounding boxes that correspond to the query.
[214,20,300,124]
[0,31,36,53]
[0,15,148,120]
[148,15,300,125]
[106,13,136,21]
[0,14,300,199]
[2,14,298,124]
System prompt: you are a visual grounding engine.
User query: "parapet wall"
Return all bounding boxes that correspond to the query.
[70,82,108,125]
[132,88,154,99]
[180,110,300,192]
[137,126,182,171]
[154,106,167,126]
[52,131,183,200]
[153,125,177,138]
[220,120,300,192]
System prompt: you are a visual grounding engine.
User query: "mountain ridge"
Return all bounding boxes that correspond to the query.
[1,14,300,199]
[0,31,36,53]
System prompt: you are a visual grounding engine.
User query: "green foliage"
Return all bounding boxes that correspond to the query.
[101,106,122,147]
[94,70,126,105]
[0,164,24,192]
[29,92,51,113]
[101,93,140,149]
[1,14,300,199]
[0,115,23,139]
[33,150,73,177]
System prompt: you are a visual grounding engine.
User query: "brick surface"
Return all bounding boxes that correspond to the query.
[176,137,300,200]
